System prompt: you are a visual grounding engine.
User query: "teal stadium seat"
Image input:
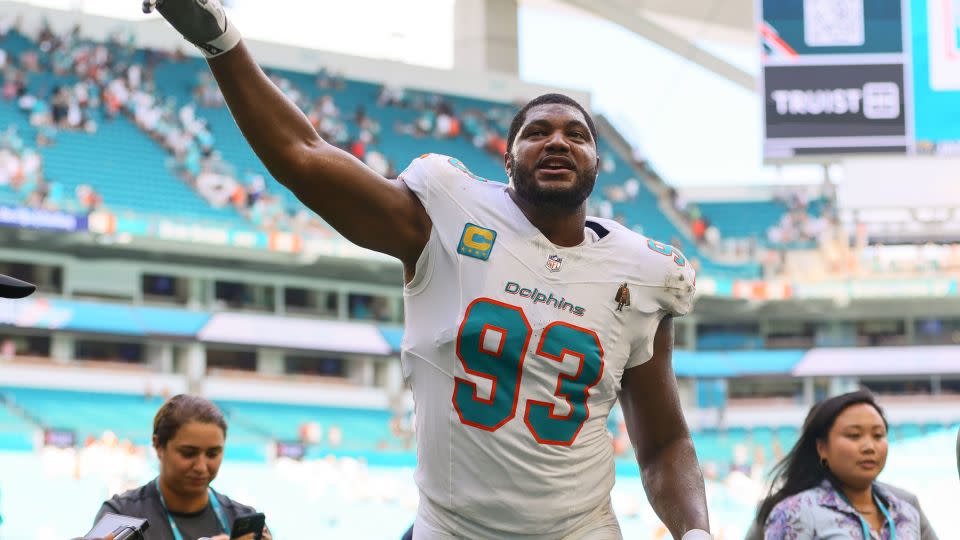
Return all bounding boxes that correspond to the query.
[0,399,35,451]
[216,400,397,455]
[698,198,829,250]
[0,386,165,446]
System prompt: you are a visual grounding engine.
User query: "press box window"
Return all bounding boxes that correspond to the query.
[0,334,51,359]
[285,354,345,378]
[75,340,144,364]
[214,280,275,312]
[0,261,62,295]
[349,293,392,321]
[142,274,189,304]
[284,287,338,317]
[206,348,257,372]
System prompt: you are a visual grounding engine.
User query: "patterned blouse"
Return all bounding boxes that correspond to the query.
[764,481,921,540]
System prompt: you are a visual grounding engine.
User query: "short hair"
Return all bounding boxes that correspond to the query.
[506,93,599,154]
[153,394,228,448]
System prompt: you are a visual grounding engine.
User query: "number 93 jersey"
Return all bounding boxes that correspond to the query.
[399,154,696,537]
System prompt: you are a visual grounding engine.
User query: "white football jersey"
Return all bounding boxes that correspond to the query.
[399,154,696,537]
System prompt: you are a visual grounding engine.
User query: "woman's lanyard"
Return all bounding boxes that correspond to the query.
[840,489,896,540]
[155,478,230,540]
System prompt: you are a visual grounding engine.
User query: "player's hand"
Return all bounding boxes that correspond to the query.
[142,0,241,58]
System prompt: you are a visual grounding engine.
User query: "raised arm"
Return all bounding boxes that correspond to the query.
[146,0,430,268]
[619,316,710,540]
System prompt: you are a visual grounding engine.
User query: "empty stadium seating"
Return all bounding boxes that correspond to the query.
[215,399,396,454]
[697,200,787,240]
[0,399,33,450]
[697,198,829,249]
[0,386,164,446]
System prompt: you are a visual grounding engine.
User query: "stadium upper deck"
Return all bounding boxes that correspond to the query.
[0,10,760,280]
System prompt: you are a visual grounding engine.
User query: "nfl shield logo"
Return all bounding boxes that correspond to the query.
[546,254,563,272]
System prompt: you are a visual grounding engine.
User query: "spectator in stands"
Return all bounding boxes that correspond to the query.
[704,223,720,248]
[75,183,103,213]
[0,338,15,361]
[378,83,405,107]
[195,168,238,208]
[691,216,707,243]
[364,148,390,177]
[327,424,342,448]
[94,394,270,540]
[748,390,935,540]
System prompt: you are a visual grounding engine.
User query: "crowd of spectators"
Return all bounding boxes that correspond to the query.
[0,20,149,213]
[765,188,835,247]
[384,84,514,159]
[0,21,324,234]
[18,18,954,286]
[0,125,102,213]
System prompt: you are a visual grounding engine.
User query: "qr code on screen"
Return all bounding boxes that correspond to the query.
[803,0,865,47]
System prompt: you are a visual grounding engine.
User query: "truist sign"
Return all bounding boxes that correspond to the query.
[763,63,908,157]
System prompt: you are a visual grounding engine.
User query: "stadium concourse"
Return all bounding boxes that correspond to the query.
[0,3,959,540]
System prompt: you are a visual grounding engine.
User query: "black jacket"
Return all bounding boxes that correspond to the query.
[95,480,259,540]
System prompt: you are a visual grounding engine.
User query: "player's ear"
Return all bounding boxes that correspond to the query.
[504,152,513,179]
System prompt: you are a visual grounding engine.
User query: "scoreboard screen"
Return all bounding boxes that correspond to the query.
[760,0,960,159]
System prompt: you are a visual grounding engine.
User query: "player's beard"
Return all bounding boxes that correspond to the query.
[510,155,598,209]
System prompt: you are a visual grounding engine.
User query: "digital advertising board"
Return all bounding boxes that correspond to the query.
[759,0,960,159]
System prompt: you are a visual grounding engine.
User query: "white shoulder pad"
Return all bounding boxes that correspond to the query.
[641,238,697,316]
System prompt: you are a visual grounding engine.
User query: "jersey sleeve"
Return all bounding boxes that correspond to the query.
[398,153,482,292]
[398,153,484,214]
[398,153,450,209]
[624,241,697,370]
[658,246,696,316]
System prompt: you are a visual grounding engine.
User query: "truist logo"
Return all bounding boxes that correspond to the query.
[504,281,586,317]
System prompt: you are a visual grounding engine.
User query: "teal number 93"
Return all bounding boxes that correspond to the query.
[453,298,605,446]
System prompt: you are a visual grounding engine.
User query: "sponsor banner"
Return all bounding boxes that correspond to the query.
[102,213,389,261]
[707,278,957,300]
[87,211,117,234]
[149,220,273,250]
[764,63,908,157]
[302,237,393,261]
[794,345,960,376]
[731,280,793,300]
[0,206,87,232]
[792,278,956,299]
[199,312,392,355]
[0,297,211,336]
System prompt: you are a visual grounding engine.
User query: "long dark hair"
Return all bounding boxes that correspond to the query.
[754,389,888,527]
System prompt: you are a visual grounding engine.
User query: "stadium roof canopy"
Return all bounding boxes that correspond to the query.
[548,0,757,91]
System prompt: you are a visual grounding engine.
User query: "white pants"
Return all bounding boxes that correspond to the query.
[413,494,623,540]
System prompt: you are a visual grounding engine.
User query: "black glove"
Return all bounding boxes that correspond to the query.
[142,0,241,57]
